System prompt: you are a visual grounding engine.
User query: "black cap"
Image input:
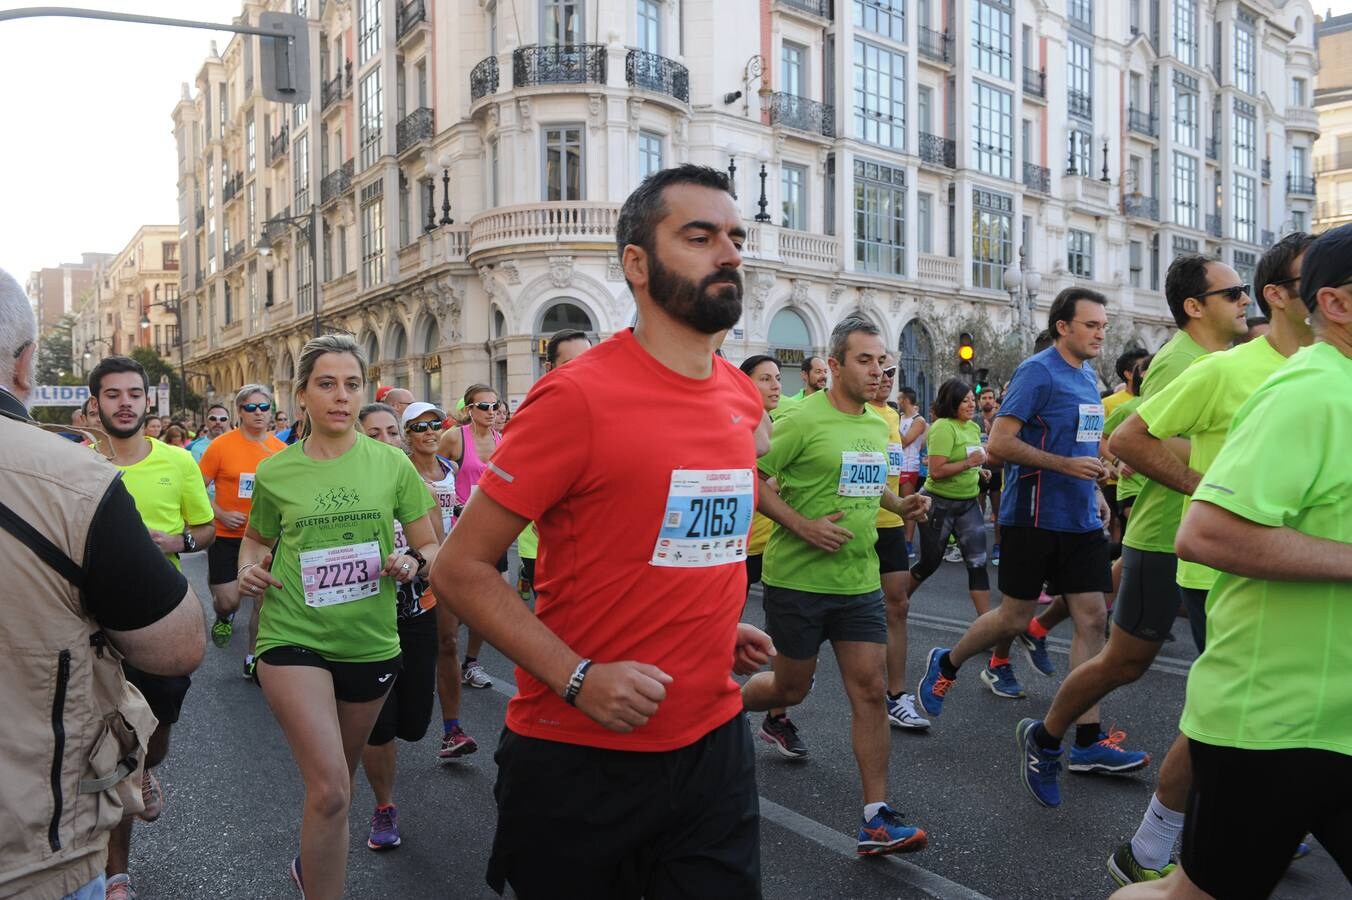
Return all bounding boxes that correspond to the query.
[1300,222,1352,313]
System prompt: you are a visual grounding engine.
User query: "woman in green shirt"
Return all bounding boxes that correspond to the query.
[236,334,439,899]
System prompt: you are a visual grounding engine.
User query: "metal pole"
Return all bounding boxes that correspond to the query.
[310,204,321,338]
[0,7,282,38]
[176,304,188,420]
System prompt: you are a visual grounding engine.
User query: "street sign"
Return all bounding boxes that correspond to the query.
[32,385,90,407]
[157,382,170,417]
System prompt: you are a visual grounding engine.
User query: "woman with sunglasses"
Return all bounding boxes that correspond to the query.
[199,384,287,677]
[437,383,504,689]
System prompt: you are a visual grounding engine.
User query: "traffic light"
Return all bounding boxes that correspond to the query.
[958,332,975,379]
[975,368,990,395]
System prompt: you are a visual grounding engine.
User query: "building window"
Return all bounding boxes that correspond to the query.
[1129,240,1143,287]
[359,69,383,170]
[399,173,411,247]
[1067,39,1092,121]
[1233,101,1256,170]
[207,166,215,210]
[853,39,906,150]
[782,164,807,230]
[1172,74,1198,149]
[542,0,583,45]
[972,81,1013,179]
[637,0,660,52]
[638,130,663,180]
[782,41,806,98]
[358,0,381,65]
[1067,228,1094,277]
[163,242,178,268]
[1234,22,1255,94]
[361,198,385,288]
[971,188,1013,290]
[223,281,234,325]
[1067,0,1092,32]
[246,121,256,172]
[853,158,906,276]
[489,139,500,207]
[1233,174,1256,244]
[1232,249,1257,286]
[853,0,905,41]
[972,0,1012,81]
[543,126,584,201]
[1291,77,1308,108]
[1173,0,1196,67]
[917,192,933,254]
[1292,210,1306,232]
[1172,151,1198,229]
[293,132,310,211]
[1291,145,1309,180]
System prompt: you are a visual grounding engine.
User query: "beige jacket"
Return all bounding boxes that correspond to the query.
[0,407,157,900]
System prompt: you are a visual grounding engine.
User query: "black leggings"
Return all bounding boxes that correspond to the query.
[909,493,990,592]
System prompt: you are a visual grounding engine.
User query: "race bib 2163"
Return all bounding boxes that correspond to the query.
[650,469,755,568]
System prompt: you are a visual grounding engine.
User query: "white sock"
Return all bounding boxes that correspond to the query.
[107,874,131,887]
[863,802,887,821]
[1130,793,1185,870]
[245,653,255,665]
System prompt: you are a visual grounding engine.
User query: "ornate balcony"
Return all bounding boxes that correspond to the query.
[1023,162,1050,194]
[195,207,205,230]
[468,201,621,260]
[1206,137,1220,161]
[321,59,352,111]
[396,107,434,154]
[1023,67,1046,98]
[775,0,830,17]
[224,240,245,269]
[222,171,244,204]
[918,27,951,63]
[1261,158,1271,180]
[919,132,956,168]
[1206,214,1223,238]
[1287,106,1320,133]
[1068,89,1092,120]
[1123,194,1160,220]
[918,254,961,289]
[396,0,426,40]
[767,92,834,138]
[1127,108,1157,137]
[1287,175,1316,196]
[512,44,607,88]
[267,126,289,166]
[320,159,354,206]
[264,206,291,243]
[625,49,689,103]
[471,56,499,102]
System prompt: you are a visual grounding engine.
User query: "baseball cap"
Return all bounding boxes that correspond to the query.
[375,385,393,402]
[1299,222,1352,313]
[400,401,446,427]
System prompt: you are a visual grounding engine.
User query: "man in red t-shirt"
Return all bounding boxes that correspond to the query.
[432,166,774,899]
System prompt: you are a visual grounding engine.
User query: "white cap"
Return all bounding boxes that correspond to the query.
[400,401,446,427]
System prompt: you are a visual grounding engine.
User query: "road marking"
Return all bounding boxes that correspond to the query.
[486,675,993,900]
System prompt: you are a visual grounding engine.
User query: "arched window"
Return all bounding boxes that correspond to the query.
[363,333,380,401]
[534,301,597,379]
[422,320,441,404]
[387,323,409,389]
[897,319,935,414]
[768,307,813,395]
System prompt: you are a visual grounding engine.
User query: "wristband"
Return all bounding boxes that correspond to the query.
[563,658,593,706]
[237,563,256,579]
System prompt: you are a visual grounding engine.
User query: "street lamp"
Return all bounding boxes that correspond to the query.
[1003,245,1042,358]
[258,203,321,337]
[139,298,189,418]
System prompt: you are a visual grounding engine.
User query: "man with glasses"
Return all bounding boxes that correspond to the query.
[1008,256,1248,809]
[189,403,231,463]
[914,288,1143,804]
[383,388,415,422]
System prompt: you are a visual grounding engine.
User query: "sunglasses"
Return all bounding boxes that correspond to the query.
[470,401,496,411]
[241,402,272,413]
[882,365,898,378]
[208,415,230,423]
[407,419,445,433]
[1199,284,1250,303]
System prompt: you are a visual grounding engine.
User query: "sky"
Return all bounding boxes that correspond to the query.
[6,0,1352,283]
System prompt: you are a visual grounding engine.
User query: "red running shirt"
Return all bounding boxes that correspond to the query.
[479,328,763,751]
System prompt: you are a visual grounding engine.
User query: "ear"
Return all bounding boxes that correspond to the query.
[1182,295,1205,321]
[622,244,649,293]
[1317,286,1352,325]
[11,339,36,394]
[1261,283,1287,313]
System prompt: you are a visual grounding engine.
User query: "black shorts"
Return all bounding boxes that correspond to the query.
[207,537,243,585]
[1183,739,1352,899]
[1179,586,1208,654]
[368,612,438,746]
[1101,483,1119,520]
[257,646,403,704]
[123,662,191,726]
[762,586,887,660]
[487,714,760,899]
[997,525,1112,601]
[875,526,909,575]
[496,552,509,574]
[1111,548,1182,642]
[981,468,1003,495]
[744,554,763,593]
[519,556,536,585]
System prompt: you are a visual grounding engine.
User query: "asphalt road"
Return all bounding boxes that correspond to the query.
[123,546,1347,899]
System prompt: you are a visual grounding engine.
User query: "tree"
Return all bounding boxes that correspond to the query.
[1091,319,1149,391]
[34,314,75,387]
[929,303,1027,395]
[130,346,201,419]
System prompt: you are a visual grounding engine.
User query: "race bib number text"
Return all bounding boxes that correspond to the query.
[838,451,888,497]
[238,473,255,499]
[300,541,383,608]
[651,469,754,568]
[1077,403,1105,443]
[886,442,904,477]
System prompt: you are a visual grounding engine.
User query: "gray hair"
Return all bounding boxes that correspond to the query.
[235,382,273,408]
[0,269,38,380]
[828,315,881,363]
[295,333,367,393]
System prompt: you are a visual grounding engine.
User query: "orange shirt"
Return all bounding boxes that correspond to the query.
[198,429,286,538]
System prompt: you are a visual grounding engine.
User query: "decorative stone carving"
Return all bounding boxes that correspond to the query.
[606,255,625,282]
[628,98,644,133]
[501,260,521,284]
[516,96,532,124]
[588,93,605,133]
[427,278,463,344]
[790,278,809,304]
[890,296,903,314]
[829,283,848,308]
[548,255,575,288]
[750,271,775,317]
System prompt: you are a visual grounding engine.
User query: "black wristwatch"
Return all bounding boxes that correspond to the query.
[182,528,198,553]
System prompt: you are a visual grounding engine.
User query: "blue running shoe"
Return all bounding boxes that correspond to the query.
[1016,718,1063,808]
[980,663,1026,698]
[916,648,955,718]
[857,805,928,856]
[1016,631,1056,677]
[991,543,1001,566]
[1068,728,1150,774]
[289,856,304,895]
[366,804,401,850]
[1294,841,1312,861]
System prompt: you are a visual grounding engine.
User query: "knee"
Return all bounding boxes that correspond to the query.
[846,673,887,704]
[438,630,459,658]
[779,679,813,706]
[1076,606,1108,638]
[885,589,910,618]
[305,775,351,819]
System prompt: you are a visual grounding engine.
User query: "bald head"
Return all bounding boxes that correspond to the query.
[0,269,37,404]
[384,388,415,417]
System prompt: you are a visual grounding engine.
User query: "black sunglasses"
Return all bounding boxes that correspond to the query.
[407,420,444,433]
[241,402,272,413]
[470,401,496,411]
[1199,283,1250,303]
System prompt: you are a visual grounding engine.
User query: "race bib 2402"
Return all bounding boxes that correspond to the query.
[837,451,887,497]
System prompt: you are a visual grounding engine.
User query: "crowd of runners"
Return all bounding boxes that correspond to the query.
[11,164,1349,900]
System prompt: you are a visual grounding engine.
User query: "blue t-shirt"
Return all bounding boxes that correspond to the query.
[996,346,1105,534]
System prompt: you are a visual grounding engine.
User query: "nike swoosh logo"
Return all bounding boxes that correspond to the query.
[378,674,393,683]
[731,414,743,423]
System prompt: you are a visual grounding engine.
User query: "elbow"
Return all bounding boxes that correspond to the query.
[1174,510,1212,566]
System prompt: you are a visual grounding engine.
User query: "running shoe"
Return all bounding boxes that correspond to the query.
[438,725,478,759]
[1107,842,1176,885]
[991,543,1001,566]
[758,713,808,759]
[1294,841,1313,860]
[1037,591,1054,605]
[979,663,1026,699]
[289,855,304,895]
[105,873,136,900]
[886,693,931,730]
[136,768,163,822]
[211,616,233,648]
[943,543,963,563]
[1068,728,1150,774]
[367,804,401,851]
[461,660,492,689]
[243,658,257,681]
[1015,718,1063,808]
[857,805,927,856]
[1016,631,1056,677]
[915,647,955,718]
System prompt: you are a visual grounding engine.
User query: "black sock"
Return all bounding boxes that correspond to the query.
[462,656,476,669]
[1075,723,1102,748]
[938,652,959,680]
[887,691,902,702]
[1033,722,1062,752]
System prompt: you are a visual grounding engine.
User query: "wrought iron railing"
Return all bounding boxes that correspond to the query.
[1123,195,1160,220]
[1261,158,1271,180]
[222,171,244,204]
[1068,89,1092,119]
[396,0,426,38]
[919,132,956,168]
[320,159,354,206]
[224,240,245,269]
[512,44,607,87]
[264,207,291,243]
[625,49,689,103]
[470,55,499,102]
[1127,108,1157,137]
[1023,162,1050,193]
[268,126,289,166]
[1023,67,1046,98]
[918,27,951,63]
[321,59,352,110]
[768,92,834,138]
[1206,137,1220,161]
[1287,174,1316,195]
[1206,214,1223,238]
[195,207,205,230]
[396,107,434,153]
[776,0,830,15]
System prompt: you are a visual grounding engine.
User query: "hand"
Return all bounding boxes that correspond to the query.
[1061,456,1107,481]
[899,492,932,523]
[147,529,182,553]
[795,512,853,552]
[573,661,673,732]
[219,510,247,530]
[1118,462,1135,479]
[733,623,776,676]
[238,552,283,597]
[1096,491,1112,525]
[382,552,419,584]
[979,467,992,482]
[967,446,987,466]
